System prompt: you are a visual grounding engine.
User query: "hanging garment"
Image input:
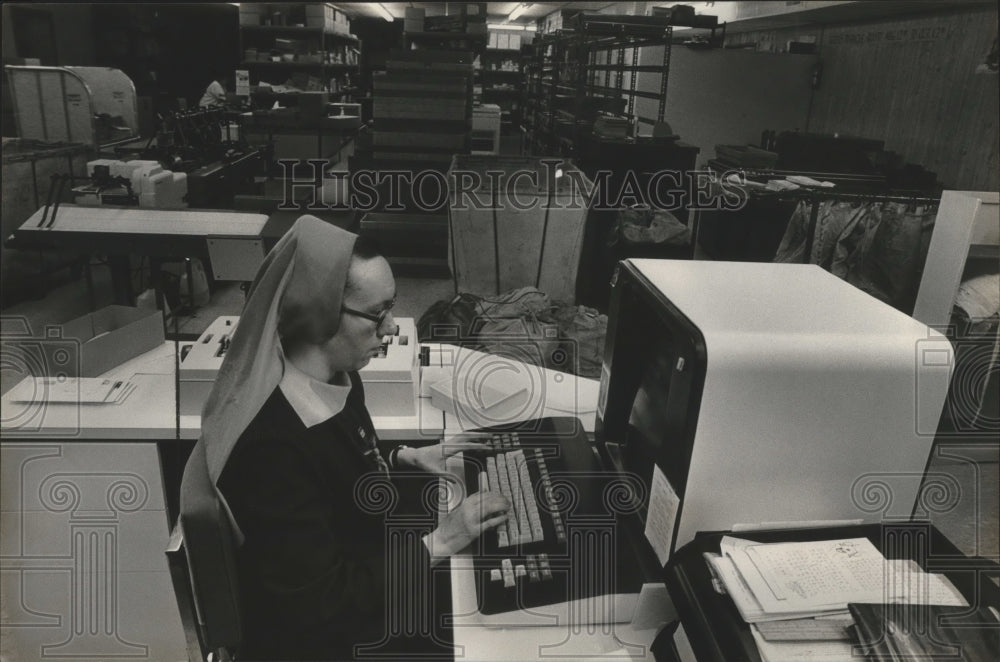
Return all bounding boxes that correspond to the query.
[832,202,938,312]
[777,198,937,313]
[773,200,811,263]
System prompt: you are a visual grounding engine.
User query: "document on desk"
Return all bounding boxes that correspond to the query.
[6,377,137,405]
[723,537,968,616]
[708,553,848,622]
[731,537,886,612]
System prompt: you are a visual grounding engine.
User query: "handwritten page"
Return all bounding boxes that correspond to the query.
[644,464,680,566]
[726,538,969,615]
[710,554,849,623]
[730,538,885,612]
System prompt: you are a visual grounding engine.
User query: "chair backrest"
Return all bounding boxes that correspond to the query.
[171,441,243,660]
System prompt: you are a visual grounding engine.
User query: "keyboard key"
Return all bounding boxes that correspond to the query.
[501,559,515,588]
[498,530,509,548]
[538,553,553,579]
[490,568,502,582]
[525,555,540,581]
[514,564,526,578]
[478,471,488,492]
[486,458,500,494]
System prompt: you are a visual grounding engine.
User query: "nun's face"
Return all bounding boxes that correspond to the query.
[321,256,397,373]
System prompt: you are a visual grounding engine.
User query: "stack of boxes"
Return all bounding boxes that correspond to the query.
[463,2,487,37]
[353,50,474,270]
[239,3,350,32]
[365,50,473,188]
[403,4,488,37]
[305,3,351,34]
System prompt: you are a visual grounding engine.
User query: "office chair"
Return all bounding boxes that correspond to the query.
[166,441,242,662]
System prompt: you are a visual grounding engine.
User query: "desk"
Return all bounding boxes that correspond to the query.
[0,341,443,662]
[243,111,361,176]
[8,205,269,306]
[1,341,638,662]
[664,523,1000,662]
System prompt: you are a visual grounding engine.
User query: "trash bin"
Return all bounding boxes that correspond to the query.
[447,155,592,302]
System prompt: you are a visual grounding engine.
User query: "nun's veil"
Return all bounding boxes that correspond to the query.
[180,215,358,541]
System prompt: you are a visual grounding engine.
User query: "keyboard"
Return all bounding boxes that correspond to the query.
[462,417,645,617]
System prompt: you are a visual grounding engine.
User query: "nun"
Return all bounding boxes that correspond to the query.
[180,216,510,660]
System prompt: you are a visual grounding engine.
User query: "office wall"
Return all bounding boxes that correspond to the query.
[727,5,999,190]
[634,47,817,167]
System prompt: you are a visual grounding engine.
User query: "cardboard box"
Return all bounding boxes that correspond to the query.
[463,3,487,17]
[60,306,164,377]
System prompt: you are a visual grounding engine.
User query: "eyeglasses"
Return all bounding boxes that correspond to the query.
[342,297,396,331]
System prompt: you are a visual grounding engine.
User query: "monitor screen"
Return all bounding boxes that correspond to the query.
[598,272,706,533]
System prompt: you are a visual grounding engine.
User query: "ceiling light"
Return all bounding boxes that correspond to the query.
[507,3,532,22]
[487,22,538,31]
[374,3,394,21]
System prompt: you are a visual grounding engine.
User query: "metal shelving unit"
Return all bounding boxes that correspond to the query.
[523,13,722,157]
[239,24,359,87]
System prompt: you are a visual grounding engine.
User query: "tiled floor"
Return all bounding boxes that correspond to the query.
[2,244,997,565]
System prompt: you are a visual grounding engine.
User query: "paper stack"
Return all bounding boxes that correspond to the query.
[6,377,138,406]
[706,536,969,662]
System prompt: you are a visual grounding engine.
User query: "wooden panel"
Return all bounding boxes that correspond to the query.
[805,7,998,190]
[722,7,997,190]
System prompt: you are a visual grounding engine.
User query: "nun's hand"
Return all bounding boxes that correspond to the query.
[396,434,491,474]
[424,491,510,563]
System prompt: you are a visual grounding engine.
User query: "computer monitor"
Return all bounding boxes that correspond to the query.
[595,259,954,565]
